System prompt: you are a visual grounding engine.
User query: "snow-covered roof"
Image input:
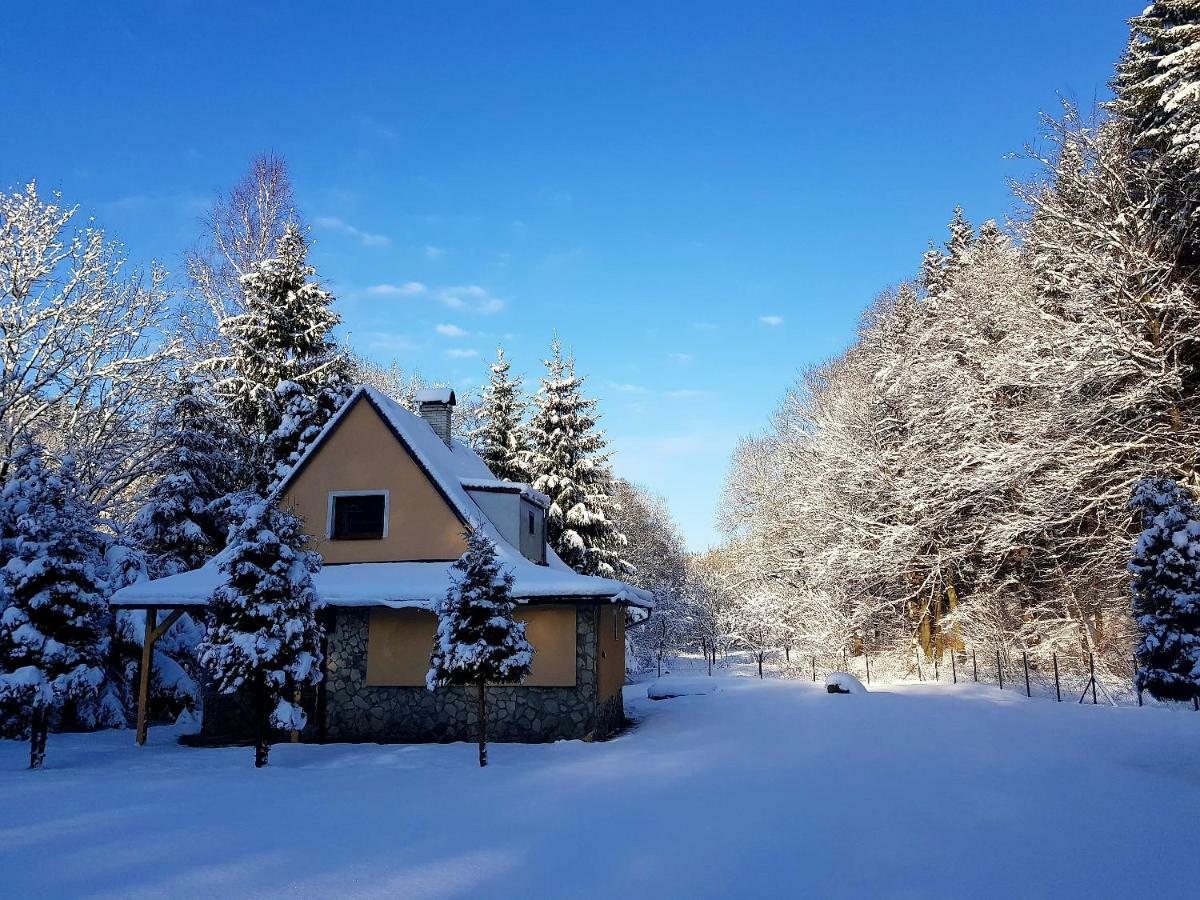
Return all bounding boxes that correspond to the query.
[111,385,652,611]
[110,559,650,610]
[460,478,551,509]
[415,387,455,405]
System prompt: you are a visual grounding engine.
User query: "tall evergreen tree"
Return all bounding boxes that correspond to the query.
[204,224,352,490]
[1129,477,1200,705]
[134,378,244,577]
[1112,2,1200,252]
[427,527,532,767]
[524,339,629,578]
[197,496,324,767]
[1113,2,1200,169]
[473,347,530,482]
[0,447,110,767]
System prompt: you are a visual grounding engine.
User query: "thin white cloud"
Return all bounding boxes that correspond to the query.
[314,216,390,247]
[447,348,478,359]
[366,282,428,297]
[424,245,445,261]
[668,352,694,364]
[759,315,784,327]
[362,331,419,355]
[607,381,650,395]
[436,323,468,337]
[439,285,505,314]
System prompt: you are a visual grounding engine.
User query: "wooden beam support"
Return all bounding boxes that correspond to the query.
[136,607,157,746]
[135,607,185,746]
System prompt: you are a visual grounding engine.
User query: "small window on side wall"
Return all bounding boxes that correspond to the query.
[528,509,535,535]
[329,492,387,540]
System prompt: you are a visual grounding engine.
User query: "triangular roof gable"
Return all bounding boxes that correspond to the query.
[274,387,469,528]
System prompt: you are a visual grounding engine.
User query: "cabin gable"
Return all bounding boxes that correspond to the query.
[280,395,468,563]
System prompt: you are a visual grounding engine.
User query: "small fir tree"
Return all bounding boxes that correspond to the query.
[198,496,324,767]
[1129,477,1200,705]
[204,224,352,490]
[524,339,629,578]
[0,447,110,768]
[427,527,533,767]
[473,347,530,482]
[134,378,244,577]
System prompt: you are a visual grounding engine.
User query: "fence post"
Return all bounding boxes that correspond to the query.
[1089,653,1098,705]
[1053,653,1061,702]
[972,649,978,683]
[865,652,871,685]
[1023,652,1031,698]
[951,653,957,684]
[1134,654,1142,707]
[997,650,1004,691]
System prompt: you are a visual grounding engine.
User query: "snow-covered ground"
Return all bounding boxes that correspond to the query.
[4,672,1200,899]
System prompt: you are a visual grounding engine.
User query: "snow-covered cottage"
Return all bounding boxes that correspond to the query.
[112,386,650,744]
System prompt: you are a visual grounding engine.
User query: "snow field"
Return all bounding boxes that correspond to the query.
[2,672,1199,899]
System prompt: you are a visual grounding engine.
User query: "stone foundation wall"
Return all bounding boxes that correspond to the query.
[199,603,626,744]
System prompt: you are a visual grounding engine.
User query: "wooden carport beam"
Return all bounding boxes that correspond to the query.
[136,606,186,746]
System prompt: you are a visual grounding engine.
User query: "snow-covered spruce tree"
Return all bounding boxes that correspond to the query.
[134,377,245,578]
[525,339,628,577]
[428,527,532,767]
[1129,477,1200,705]
[198,496,324,767]
[0,446,110,767]
[1112,1,1200,245]
[473,348,530,482]
[204,224,351,491]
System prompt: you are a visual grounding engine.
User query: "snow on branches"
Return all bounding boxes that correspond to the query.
[0,446,111,767]
[525,339,628,579]
[428,526,532,766]
[1129,477,1200,704]
[198,496,324,766]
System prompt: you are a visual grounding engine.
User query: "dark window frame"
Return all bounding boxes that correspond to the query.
[328,491,388,541]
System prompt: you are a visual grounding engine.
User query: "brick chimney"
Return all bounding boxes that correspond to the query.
[416,388,456,447]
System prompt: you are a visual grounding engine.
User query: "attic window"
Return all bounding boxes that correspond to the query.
[329,492,388,540]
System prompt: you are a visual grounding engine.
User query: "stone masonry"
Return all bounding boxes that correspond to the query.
[320,603,622,743]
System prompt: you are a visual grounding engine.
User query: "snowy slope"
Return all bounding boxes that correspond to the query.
[3,675,1200,898]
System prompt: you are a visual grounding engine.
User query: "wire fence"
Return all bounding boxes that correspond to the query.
[777,646,1200,712]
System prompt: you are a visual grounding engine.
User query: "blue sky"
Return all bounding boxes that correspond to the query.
[4,1,1135,549]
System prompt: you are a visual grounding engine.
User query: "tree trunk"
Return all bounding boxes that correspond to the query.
[757,653,764,679]
[254,685,269,768]
[29,707,47,769]
[477,681,488,768]
[706,640,713,676]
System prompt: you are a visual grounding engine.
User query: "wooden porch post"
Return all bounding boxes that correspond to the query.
[136,606,157,746]
[135,607,186,747]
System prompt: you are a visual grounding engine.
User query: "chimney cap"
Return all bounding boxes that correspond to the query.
[416,387,456,406]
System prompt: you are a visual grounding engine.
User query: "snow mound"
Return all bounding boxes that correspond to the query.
[825,672,867,694]
[647,677,719,700]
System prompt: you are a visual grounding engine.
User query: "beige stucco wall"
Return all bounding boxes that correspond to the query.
[597,605,626,703]
[365,605,578,687]
[281,396,468,563]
